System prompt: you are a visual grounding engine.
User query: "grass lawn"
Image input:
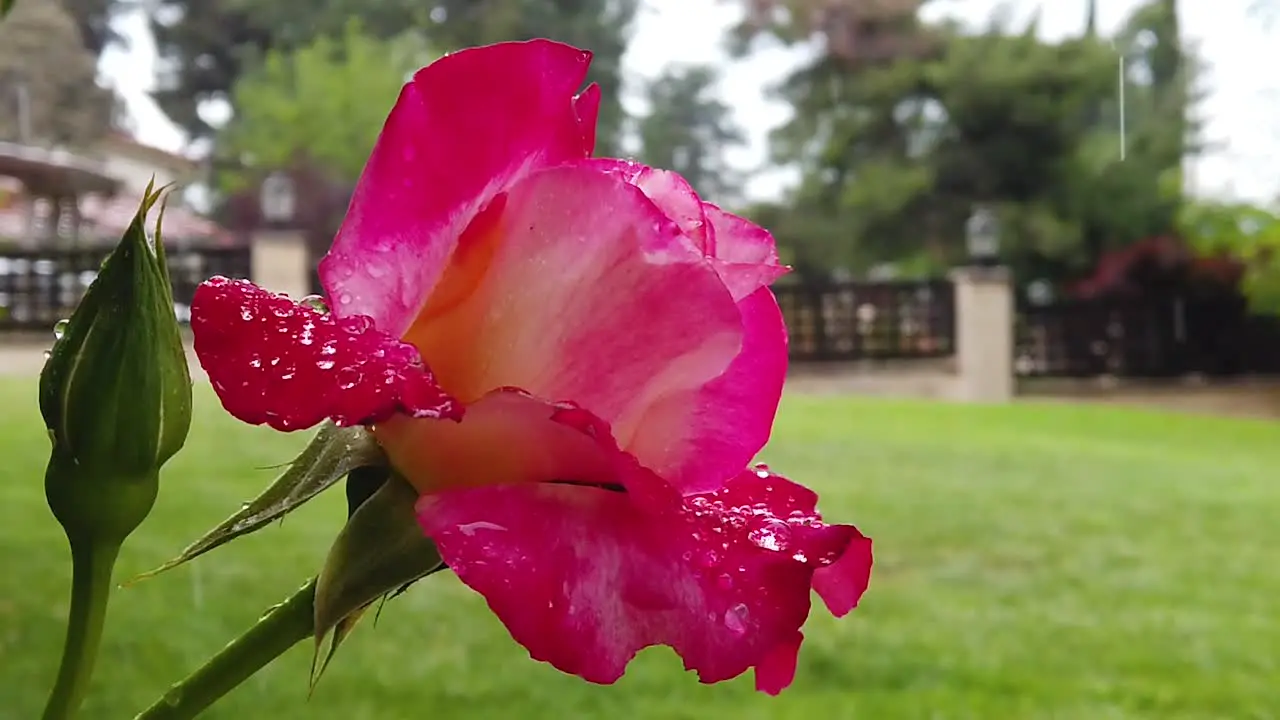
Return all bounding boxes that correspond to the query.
[2,381,1279,720]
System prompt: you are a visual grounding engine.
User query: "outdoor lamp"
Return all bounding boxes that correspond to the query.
[965,205,1000,266]
[260,171,297,224]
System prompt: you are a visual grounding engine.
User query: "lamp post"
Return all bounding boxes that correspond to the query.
[964,205,1000,267]
[259,171,296,225]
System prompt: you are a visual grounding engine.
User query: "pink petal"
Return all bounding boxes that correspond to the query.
[550,160,789,492]
[574,83,602,152]
[626,287,788,493]
[583,159,712,251]
[703,202,782,266]
[400,163,743,448]
[190,276,462,432]
[754,630,804,695]
[416,467,870,691]
[377,388,621,495]
[583,159,789,300]
[813,531,874,617]
[320,40,598,335]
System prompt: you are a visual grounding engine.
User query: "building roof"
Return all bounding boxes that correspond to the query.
[99,131,199,175]
[0,192,234,245]
[0,142,120,196]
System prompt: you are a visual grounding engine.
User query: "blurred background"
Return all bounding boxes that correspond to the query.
[2,2,1280,719]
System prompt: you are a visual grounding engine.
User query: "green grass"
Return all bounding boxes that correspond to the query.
[2,382,1279,720]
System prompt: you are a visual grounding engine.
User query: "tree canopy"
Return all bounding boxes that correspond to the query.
[0,0,116,148]
[635,65,745,204]
[215,21,432,190]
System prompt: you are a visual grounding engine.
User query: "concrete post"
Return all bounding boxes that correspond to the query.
[250,230,312,300]
[948,266,1014,403]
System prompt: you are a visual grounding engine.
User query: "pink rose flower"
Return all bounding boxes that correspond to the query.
[192,39,872,694]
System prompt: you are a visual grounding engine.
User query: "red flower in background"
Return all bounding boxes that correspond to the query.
[191,40,872,694]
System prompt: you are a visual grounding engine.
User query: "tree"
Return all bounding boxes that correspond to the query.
[60,0,124,56]
[725,0,1197,284]
[215,21,432,190]
[0,0,115,147]
[1179,199,1280,313]
[150,0,275,139]
[149,0,638,153]
[636,65,745,203]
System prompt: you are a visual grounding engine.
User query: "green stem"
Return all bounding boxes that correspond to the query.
[133,579,316,720]
[42,539,121,720]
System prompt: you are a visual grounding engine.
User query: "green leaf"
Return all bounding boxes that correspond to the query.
[311,473,444,687]
[1,0,14,20]
[345,464,389,518]
[131,423,383,582]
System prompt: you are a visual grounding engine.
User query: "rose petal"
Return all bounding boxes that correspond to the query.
[320,40,598,335]
[754,630,804,695]
[626,287,788,493]
[190,276,461,432]
[400,163,743,448]
[583,159,789,300]
[574,83,602,152]
[584,159,712,251]
[813,531,874,617]
[594,166,790,491]
[378,388,619,495]
[416,467,869,691]
[702,202,782,267]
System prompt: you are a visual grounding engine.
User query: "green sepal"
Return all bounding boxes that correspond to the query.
[311,473,444,687]
[132,422,383,582]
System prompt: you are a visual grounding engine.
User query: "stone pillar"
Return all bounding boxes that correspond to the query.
[250,230,311,300]
[949,266,1014,403]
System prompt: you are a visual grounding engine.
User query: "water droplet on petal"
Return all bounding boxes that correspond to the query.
[724,603,750,635]
[53,318,69,340]
[300,294,329,314]
[336,367,362,390]
[747,519,791,552]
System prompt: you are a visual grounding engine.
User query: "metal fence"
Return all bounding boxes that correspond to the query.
[773,279,956,361]
[1015,294,1280,378]
[0,245,252,331]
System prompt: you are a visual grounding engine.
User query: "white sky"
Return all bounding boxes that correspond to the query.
[99,0,1276,204]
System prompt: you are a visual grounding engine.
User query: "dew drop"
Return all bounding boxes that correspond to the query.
[53,318,69,340]
[316,359,336,371]
[336,367,362,390]
[747,519,791,552]
[724,603,750,635]
[300,294,329,314]
[42,350,52,361]
[259,602,286,621]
